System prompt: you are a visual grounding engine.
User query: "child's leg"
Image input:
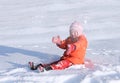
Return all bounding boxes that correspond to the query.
[36,60,60,68]
[50,59,72,70]
[35,60,60,71]
[38,60,72,72]
[37,60,60,72]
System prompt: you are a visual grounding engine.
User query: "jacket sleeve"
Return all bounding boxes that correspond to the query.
[57,39,68,49]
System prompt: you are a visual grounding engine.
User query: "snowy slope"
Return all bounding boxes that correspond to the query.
[0,0,120,83]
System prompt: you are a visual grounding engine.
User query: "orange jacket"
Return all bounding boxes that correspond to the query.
[58,35,88,64]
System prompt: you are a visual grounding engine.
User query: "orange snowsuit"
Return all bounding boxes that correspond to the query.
[59,35,88,64]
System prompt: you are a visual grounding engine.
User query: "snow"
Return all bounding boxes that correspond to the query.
[0,0,120,83]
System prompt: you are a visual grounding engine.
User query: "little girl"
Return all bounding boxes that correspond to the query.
[29,21,88,72]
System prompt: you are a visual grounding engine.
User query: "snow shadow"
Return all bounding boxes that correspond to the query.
[0,45,59,70]
[0,45,56,58]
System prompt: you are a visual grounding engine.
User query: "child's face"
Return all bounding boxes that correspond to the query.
[70,29,79,39]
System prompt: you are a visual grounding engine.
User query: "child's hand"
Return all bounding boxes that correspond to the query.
[66,44,76,55]
[52,35,61,45]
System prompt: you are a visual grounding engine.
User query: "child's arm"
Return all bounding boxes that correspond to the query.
[65,44,76,55]
[52,36,67,49]
[56,40,67,49]
[66,35,87,55]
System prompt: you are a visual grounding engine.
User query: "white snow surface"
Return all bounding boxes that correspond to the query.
[0,0,120,83]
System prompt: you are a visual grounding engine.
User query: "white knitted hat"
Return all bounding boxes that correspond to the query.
[70,21,83,36]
